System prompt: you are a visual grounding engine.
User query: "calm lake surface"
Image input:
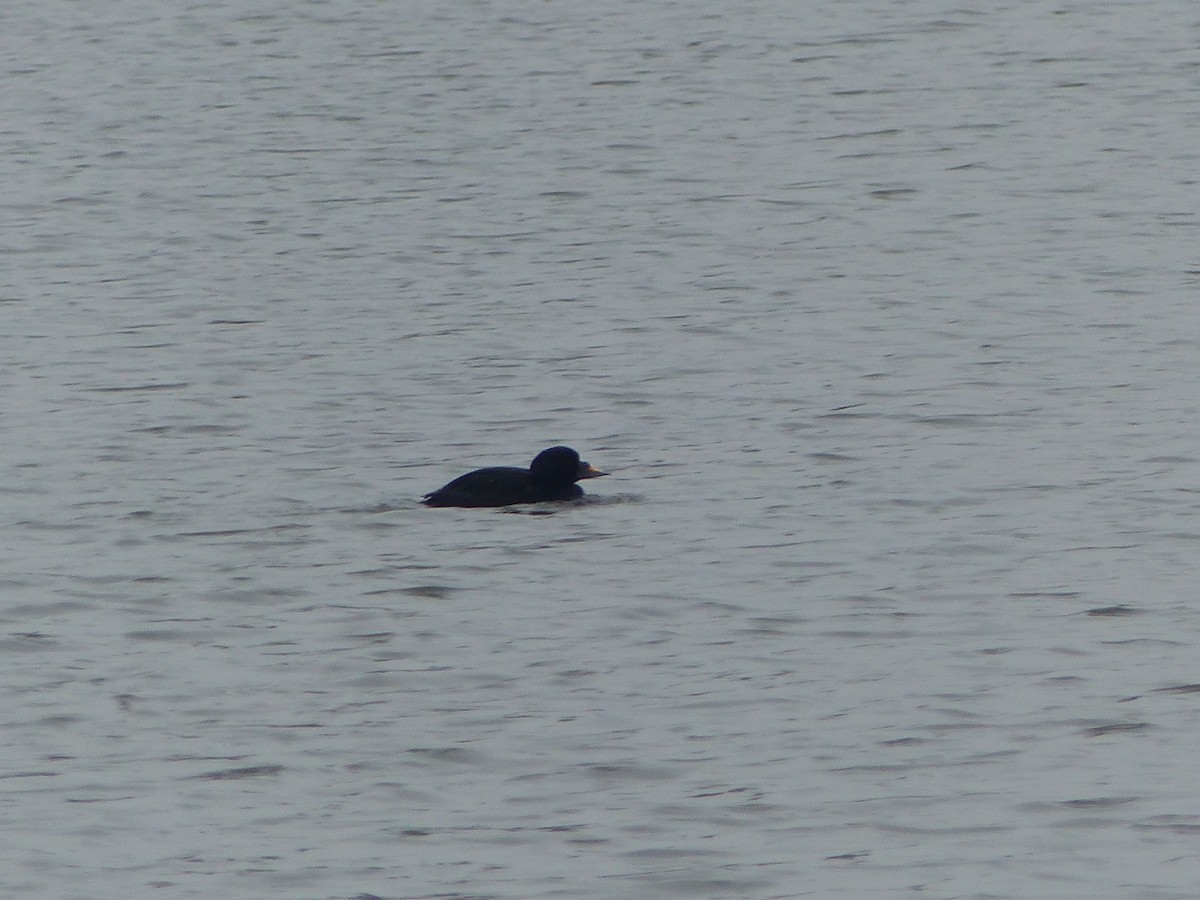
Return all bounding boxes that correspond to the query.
[3,1,1199,897]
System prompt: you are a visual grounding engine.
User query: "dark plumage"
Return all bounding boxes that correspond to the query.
[421,446,608,508]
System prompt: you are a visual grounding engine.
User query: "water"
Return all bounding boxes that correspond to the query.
[3,1,1199,897]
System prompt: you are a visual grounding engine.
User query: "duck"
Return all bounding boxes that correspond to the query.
[421,446,607,508]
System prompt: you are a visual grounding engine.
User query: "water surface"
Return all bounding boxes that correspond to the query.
[3,1,1199,897]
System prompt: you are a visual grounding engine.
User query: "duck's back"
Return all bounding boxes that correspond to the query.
[421,466,582,508]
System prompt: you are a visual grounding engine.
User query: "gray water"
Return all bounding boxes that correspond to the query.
[3,1,1200,897]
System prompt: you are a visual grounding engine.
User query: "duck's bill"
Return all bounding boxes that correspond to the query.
[578,463,608,479]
